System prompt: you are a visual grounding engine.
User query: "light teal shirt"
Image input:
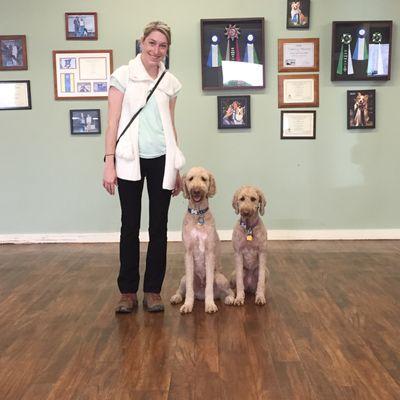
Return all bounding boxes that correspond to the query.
[110,76,166,159]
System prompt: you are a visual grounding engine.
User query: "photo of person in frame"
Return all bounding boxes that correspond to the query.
[218,96,251,129]
[70,109,101,134]
[0,39,23,67]
[66,14,97,39]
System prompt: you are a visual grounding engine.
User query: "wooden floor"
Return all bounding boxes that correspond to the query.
[1,241,400,400]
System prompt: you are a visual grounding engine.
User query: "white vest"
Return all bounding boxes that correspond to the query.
[112,55,185,189]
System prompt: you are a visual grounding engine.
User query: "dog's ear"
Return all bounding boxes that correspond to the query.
[208,172,217,198]
[256,188,267,216]
[232,189,240,214]
[182,174,189,199]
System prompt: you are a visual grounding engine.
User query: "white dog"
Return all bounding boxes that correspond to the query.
[170,167,234,314]
[231,186,269,306]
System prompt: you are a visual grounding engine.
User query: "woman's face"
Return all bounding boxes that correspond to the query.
[140,30,168,68]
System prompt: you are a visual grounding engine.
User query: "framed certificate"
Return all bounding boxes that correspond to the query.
[52,50,113,100]
[281,111,316,139]
[0,80,31,110]
[278,74,319,108]
[278,38,319,72]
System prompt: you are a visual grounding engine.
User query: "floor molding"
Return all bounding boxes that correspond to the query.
[1,229,400,244]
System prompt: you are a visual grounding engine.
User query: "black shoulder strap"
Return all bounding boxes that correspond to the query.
[115,69,168,147]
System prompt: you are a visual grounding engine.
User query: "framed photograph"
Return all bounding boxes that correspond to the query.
[331,21,392,81]
[52,50,113,100]
[200,18,265,90]
[70,109,101,134]
[287,0,310,29]
[347,90,375,129]
[65,13,98,40]
[0,80,31,110]
[278,38,319,72]
[217,95,250,129]
[0,35,27,70]
[278,74,319,108]
[135,39,169,69]
[281,111,316,139]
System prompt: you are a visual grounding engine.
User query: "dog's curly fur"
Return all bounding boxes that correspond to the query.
[231,185,269,306]
[170,167,234,314]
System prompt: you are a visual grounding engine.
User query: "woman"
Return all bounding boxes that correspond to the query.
[102,21,184,313]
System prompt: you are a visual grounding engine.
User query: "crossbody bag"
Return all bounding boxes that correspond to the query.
[103,69,167,162]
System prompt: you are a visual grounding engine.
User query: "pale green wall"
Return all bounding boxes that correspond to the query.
[1,0,399,234]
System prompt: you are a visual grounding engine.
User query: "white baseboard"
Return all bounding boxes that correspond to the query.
[1,229,400,244]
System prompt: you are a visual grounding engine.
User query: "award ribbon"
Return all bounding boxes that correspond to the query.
[206,35,222,68]
[243,34,259,64]
[367,32,385,76]
[353,28,368,61]
[337,33,354,75]
[224,24,241,61]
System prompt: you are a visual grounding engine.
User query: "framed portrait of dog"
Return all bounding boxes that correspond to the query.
[347,90,375,129]
[286,0,310,29]
[331,21,392,81]
[200,18,265,90]
[217,95,251,129]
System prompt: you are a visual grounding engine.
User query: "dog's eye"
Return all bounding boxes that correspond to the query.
[250,197,256,202]
[188,176,193,181]
[201,176,207,182]
[239,196,245,201]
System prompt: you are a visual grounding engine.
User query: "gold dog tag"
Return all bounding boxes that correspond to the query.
[246,234,253,241]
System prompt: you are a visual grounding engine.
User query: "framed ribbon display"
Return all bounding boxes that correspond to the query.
[331,21,392,81]
[200,18,265,90]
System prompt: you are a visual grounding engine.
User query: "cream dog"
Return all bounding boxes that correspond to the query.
[170,167,234,314]
[231,186,268,306]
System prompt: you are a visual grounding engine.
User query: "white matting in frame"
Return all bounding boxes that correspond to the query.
[0,80,31,110]
[52,50,113,100]
[281,110,316,139]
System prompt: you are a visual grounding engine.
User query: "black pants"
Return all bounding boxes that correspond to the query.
[117,155,172,294]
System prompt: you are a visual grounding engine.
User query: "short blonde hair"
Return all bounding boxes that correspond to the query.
[143,21,171,45]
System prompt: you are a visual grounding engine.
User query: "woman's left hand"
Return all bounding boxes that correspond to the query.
[172,171,182,197]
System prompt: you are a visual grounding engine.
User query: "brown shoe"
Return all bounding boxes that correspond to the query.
[115,293,138,314]
[143,293,164,313]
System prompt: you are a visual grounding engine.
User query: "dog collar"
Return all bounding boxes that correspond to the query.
[188,207,209,225]
[240,218,259,241]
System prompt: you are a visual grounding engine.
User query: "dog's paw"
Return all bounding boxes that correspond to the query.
[234,294,245,306]
[180,302,193,314]
[255,293,266,306]
[205,302,218,313]
[170,294,183,304]
[224,295,235,305]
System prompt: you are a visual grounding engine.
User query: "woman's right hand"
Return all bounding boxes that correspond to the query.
[103,162,117,195]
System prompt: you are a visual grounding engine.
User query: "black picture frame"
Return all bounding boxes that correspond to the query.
[70,109,101,134]
[65,13,98,40]
[347,90,375,129]
[331,21,392,81]
[201,18,265,90]
[217,95,251,129]
[281,110,316,139]
[0,80,31,110]
[286,0,310,29]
